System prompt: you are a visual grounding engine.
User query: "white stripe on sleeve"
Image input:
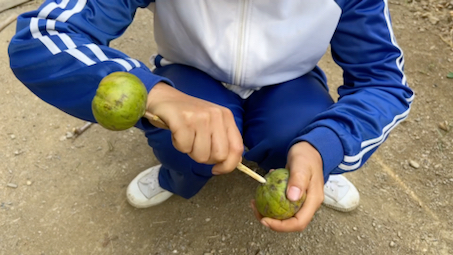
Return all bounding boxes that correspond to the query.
[127,58,141,68]
[30,18,61,54]
[337,0,411,171]
[111,59,133,71]
[57,0,88,23]
[30,0,143,71]
[58,33,77,49]
[84,44,109,61]
[65,48,96,66]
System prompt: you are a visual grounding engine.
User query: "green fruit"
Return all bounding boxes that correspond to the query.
[255,168,306,220]
[92,72,147,131]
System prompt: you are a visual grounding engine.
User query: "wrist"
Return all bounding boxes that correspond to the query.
[147,82,176,111]
[288,142,323,170]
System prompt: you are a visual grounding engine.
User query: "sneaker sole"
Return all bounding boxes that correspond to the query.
[322,201,359,212]
[127,190,173,208]
[126,165,173,208]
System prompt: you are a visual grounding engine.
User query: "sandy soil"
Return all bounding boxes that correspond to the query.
[1,0,452,254]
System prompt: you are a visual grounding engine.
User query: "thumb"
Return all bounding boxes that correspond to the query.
[286,168,310,202]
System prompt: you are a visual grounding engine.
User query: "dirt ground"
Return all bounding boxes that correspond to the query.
[1,0,453,254]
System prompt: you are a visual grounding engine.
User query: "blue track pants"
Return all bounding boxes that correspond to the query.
[136,64,334,199]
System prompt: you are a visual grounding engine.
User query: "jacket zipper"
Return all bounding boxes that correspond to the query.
[233,0,248,85]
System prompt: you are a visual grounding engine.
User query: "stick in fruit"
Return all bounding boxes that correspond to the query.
[92,72,266,184]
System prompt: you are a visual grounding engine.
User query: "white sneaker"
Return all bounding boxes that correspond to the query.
[323,174,360,212]
[126,164,173,208]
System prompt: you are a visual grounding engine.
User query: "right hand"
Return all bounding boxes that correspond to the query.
[145,82,244,175]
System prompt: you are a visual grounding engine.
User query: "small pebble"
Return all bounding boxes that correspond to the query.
[66,132,74,139]
[449,178,453,182]
[26,181,32,186]
[205,218,211,222]
[7,183,18,188]
[438,121,449,131]
[59,136,67,141]
[353,227,357,231]
[389,241,396,247]
[10,134,16,140]
[409,160,420,169]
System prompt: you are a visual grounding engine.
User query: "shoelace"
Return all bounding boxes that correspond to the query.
[325,179,339,193]
[325,177,351,202]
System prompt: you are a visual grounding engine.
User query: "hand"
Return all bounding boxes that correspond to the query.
[252,141,324,232]
[145,83,244,175]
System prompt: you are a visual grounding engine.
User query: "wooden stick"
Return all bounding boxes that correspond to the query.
[0,14,18,32]
[439,35,453,49]
[144,112,266,184]
[236,162,266,184]
[0,0,32,13]
[73,122,94,136]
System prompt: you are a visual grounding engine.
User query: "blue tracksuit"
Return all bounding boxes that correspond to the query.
[8,0,414,198]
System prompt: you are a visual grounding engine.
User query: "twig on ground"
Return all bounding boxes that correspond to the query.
[0,14,18,32]
[0,0,32,14]
[72,122,94,138]
[439,35,453,49]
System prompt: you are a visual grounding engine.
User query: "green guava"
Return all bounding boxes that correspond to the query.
[255,168,306,220]
[92,72,147,131]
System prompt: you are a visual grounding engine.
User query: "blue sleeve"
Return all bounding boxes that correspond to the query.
[291,0,414,179]
[8,0,170,122]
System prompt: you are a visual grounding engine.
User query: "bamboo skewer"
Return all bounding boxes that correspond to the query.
[236,163,267,184]
[144,112,267,184]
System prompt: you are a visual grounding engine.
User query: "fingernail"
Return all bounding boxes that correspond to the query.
[287,186,301,201]
[261,219,269,228]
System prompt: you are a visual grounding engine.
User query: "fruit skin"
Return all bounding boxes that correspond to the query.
[255,168,306,220]
[92,72,148,131]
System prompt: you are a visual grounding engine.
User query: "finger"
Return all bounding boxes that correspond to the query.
[260,216,300,232]
[188,115,212,163]
[250,200,263,221]
[261,190,322,232]
[286,166,311,202]
[292,189,323,230]
[208,109,228,163]
[171,128,195,154]
[212,123,243,174]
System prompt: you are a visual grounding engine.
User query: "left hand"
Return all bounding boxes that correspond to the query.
[251,141,325,232]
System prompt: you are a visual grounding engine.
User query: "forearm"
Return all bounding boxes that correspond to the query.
[290,0,414,178]
[8,0,170,122]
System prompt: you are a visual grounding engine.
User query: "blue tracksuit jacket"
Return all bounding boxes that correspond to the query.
[8,0,414,176]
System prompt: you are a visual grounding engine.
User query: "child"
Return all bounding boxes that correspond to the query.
[8,0,413,232]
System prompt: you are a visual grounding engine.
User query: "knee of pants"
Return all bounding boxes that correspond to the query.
[143,127,214,198]
[158,166,211,199]
[145,128,214,178]
[244,129,296,171]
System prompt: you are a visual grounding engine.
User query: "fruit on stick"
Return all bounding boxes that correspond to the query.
[255,168,306,220]
[92,72,147,131]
